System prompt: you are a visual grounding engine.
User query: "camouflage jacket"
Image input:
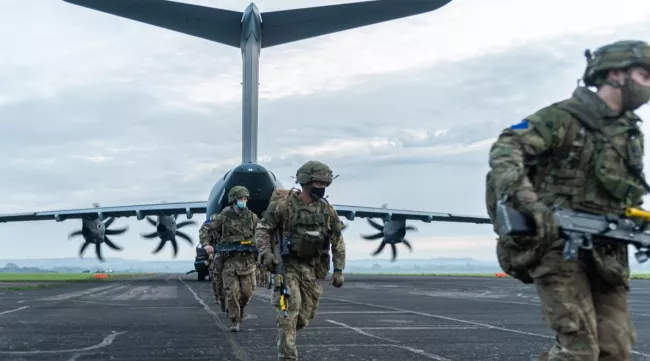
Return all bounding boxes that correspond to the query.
[199,213,218,247]
[254,189,346,271]
[200,207,258,246]
[489,86,646,215]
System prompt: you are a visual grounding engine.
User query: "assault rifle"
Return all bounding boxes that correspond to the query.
[268,232,291,318]
[495,200,650,263]
[214,240,257,254]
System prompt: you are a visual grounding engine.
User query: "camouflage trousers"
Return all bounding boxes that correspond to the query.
[223,272,254,324]
[210,256,225,304]
[272,261,322,361]
[257,266,270,288]
[530,248,635,361]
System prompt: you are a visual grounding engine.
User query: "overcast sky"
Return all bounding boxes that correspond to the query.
[2,0,650,265]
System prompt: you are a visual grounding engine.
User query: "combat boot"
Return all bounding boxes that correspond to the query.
[538,352,548,361]
[229,322,240,332]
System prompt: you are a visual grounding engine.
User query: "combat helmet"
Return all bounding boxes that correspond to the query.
[583,40,650,87]
[227,186,250,203]
[295,160,334,186]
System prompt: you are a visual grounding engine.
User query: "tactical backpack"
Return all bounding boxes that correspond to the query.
[268,188,338,279]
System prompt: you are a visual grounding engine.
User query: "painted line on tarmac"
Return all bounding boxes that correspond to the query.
[324,296,650,358]
[0,306,29,316]
[178,275,252,361]
[0,331,126,355]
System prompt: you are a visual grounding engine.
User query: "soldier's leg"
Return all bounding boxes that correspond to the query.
[296,266,322,331]
[216,258,226,312]
[224,272,241,330]
[275,270,301,361]
[591,281,635,360]
[530,249,598,361]
[239,272,254,322]
[209,262,219,303]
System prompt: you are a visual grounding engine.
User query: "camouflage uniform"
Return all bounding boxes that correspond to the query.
[199,216,225,309]
[208,186,258,332]
[255,160,346,361]
[257,265,270,288]
[487,40,650,360]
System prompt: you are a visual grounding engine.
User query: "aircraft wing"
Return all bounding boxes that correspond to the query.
[331,204,491,224]
[0,202,491,224]
[0,202,207,223]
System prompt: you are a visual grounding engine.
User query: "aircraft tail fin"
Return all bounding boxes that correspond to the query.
[260,0,452,48]
[63,0,243,47]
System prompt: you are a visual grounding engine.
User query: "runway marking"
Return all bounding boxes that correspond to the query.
[87,285,130,298]
[326,319,398,343]
[300,343,454,361]
[178,275,252,361]
[111,286,152,300]
[72,300,132,307]
[324,296,650,359]
[251,326,484,331]
[0,306,29,316]
[0,330,126,355]
[39,284,122,301]
[70,299,199,309]
[408,291,541,307]
[318,311,409,314]
[409,291,650,320]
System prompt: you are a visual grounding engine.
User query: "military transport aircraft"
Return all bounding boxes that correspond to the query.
[0,0,491,263]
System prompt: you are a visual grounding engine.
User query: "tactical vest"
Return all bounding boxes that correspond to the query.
[218,207,256,243]
[534,99,646,215]
[280,191,334,260]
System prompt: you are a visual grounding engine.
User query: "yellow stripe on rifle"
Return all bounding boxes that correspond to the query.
[241,240,252,245]
[625,208,650,222]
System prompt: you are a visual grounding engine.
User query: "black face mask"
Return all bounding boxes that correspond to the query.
[309,186,326,199]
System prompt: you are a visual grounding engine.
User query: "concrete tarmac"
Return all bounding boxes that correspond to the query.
[2,274,650,361]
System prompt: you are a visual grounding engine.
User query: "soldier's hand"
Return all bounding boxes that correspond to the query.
[514,190,557,242]
[331,270,344,288]
[261,252,277,270]
[204,246,214,254]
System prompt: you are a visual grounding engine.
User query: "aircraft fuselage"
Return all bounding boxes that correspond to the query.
[204,4,282,220]
[205,164,284,219]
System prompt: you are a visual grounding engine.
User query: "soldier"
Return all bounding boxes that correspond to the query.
[199,216,225,309]
[487,40,650,360]
[255,160,346,361]
[204,186,258,332]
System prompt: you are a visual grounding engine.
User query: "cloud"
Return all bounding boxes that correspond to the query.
[2,0,650,263]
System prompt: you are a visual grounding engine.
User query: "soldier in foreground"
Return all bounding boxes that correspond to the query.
[487,40,650,360]
[255,160,346,361]
[199,216,225,309]
[204,186,258,332]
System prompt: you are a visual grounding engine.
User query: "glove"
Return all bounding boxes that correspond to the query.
[331,270,344,288]
[514,190,557,243]
[260,252,277,270]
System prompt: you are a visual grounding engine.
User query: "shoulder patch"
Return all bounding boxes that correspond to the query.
[510,119,529,130]
[204,218,211,224]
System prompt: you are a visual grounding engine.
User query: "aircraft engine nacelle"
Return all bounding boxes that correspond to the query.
[360,218,417,262]
[140,214,196,257]
[68,216,127,261]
